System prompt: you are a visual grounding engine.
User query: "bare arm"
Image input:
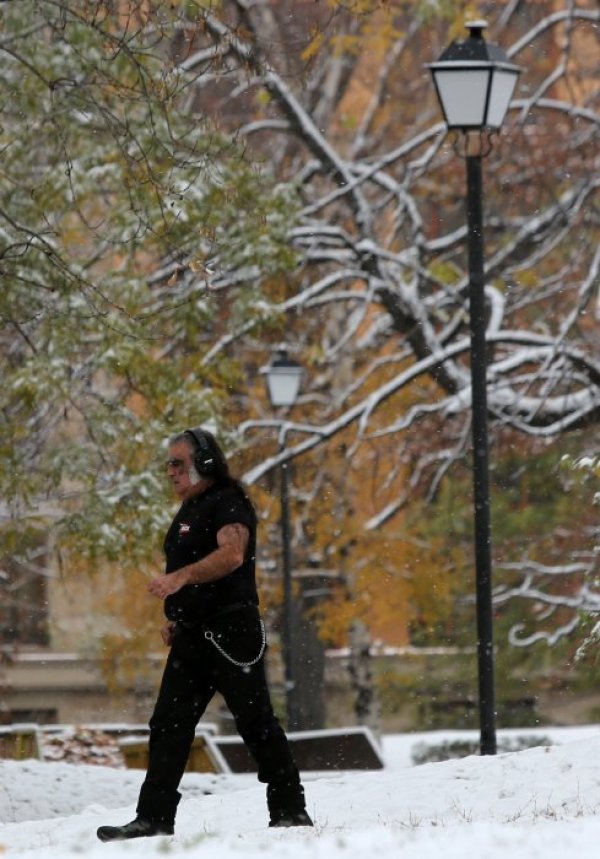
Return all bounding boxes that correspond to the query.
[147,523,250,600]
[161,621,177,646]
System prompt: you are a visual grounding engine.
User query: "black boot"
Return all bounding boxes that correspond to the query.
[96,816,174,842]
[267,780,313,828]
[269,809,314,828]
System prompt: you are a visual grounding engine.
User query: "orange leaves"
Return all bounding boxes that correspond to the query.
[302,29,325,62]
[312,527,455,648]
[97,565,165,693]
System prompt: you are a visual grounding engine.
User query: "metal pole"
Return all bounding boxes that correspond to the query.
[279,455,300,730]
[466,153,497,756]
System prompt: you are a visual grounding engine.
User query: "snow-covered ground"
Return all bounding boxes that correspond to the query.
[1,726,600,858]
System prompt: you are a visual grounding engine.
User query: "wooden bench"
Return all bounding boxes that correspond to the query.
[0,723,41,760]
[120,729,230,774]
[215,726,385,772]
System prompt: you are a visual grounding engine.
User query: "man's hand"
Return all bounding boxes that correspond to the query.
[161,622,177,646]
[148,571,186,600]
[148,524,249,598]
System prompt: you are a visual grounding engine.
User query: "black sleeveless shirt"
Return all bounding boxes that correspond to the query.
[163,482,258,624]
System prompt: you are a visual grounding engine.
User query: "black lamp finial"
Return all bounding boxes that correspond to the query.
[465,20,488,40]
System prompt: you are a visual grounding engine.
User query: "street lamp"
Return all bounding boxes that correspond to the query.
[428,21,521,756]
[264,349,303,408]
[428,20,521,132]
[264,349,304,730]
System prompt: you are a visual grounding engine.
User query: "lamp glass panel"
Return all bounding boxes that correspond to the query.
[486,68,519,127]
[434,68,491,127]
[266,371,302,407]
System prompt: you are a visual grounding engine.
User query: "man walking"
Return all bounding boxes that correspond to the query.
[97,427,313,841]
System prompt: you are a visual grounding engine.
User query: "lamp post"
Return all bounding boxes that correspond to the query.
[428,21,521,756]
[264,349,303,730]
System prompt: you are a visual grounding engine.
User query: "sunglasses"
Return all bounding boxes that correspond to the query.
[166,457,186,470]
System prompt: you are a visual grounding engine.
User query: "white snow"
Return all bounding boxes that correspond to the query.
[2,726,600,858]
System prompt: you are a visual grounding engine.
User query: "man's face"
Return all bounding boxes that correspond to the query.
[166,440,199,500]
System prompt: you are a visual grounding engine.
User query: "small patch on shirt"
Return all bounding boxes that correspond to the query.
[179,523,191,535]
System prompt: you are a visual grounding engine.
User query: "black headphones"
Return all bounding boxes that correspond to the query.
[184,426,216,476]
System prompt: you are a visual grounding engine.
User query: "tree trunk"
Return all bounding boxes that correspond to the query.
[290,577,326,730]
[347,619,381,738]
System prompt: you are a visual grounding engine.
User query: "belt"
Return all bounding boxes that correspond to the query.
[177,601,256,630]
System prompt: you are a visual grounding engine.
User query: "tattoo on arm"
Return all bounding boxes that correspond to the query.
[175,523,251,587]
[216,523,250,565]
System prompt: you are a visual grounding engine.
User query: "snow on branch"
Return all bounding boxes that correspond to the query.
[242,338,474,485]
[508,8,600,61]
[262,71,373,232]
[508,615,581,648]
[493,548,600,648]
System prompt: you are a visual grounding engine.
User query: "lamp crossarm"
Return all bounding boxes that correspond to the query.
[449,129,497,158]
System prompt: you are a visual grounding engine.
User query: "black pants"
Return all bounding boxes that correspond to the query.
[136,606,305,826]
